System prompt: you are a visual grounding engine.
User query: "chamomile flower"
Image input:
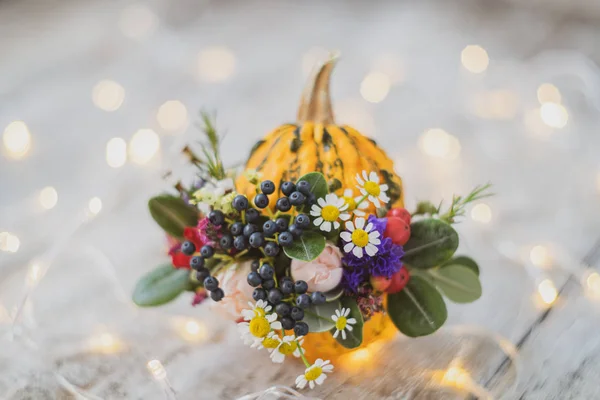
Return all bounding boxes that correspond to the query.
[331,308,357,340]
[253,331,281,350]
[241,299,272,321]
[356,171,390,208]
[295,359,334,390]
[342,189,368,216]
[340,217,381,258]
[270,335,304,363]
[310,193,351,232]
[238,300,282,346]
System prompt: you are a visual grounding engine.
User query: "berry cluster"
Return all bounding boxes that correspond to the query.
[247,260,325,337]
[181,240,224,301]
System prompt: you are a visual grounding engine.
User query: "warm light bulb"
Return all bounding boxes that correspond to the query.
[129,129,160,164]
[461,45,489,74]
[157,100,188,132]
[88,332,124,354]
[39,186,58,210]
[529,245,552,268]
[0,232,20,253]
[586,272,600,296]
[147,359,167,380]
[441,366,470,389]
[197,47,236,83]
[537,83,561,104]
[119,4,157,39]
[419,129,461,160]
[92,80,125,112]
[3,121,31,159]
[26,261,45,288]
[538,279,558,305]
[540,102,568,128]
[470,203,492,223]
[106,137,127,168]
[360,72,391,103]
[88,197,102,215]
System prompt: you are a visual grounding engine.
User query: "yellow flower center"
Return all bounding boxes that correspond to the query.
[278,341,297,355]
[249,317,271,338]
[305,366,323,381]
[321,205,340,222]
[254,308,266,317]
[262,336,280,349]
[351,229,369,247]
[364,181,381,197]
[335,316,347,331]
[343,196,356,211]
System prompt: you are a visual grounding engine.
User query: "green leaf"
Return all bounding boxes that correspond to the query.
[427,265,482,303]
[403,219,459,268]
[387,275,447,337]
[443,255,479,276]
[331,296,364,349]
[132,264,192,307]
[283,231,326,261]
[148,195,198,239]
[303,300,340,333]
[297,172,328,201]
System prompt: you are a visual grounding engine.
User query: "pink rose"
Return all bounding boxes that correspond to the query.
[210,261,254,321]
[291,242,343,293]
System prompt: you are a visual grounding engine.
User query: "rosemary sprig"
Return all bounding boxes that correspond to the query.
[439,183,493,223]
[182,111,227,181]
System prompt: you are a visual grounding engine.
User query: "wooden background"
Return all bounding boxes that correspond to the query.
[1,0,600,399]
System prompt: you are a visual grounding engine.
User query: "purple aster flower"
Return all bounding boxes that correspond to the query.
[341,267,369,294]
[368,237,404,278]
[367,215,387,233]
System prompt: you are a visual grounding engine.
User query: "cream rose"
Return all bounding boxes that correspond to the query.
[291,242,343,293]
[211,261,254,321]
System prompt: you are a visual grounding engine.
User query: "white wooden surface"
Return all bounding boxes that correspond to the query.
[2,0,600,399]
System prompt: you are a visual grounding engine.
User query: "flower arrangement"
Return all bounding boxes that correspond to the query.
[132,60,492,390]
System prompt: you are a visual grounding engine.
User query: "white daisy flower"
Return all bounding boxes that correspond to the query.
[355,171,390,208]
[270,335,304,363]
[295,359,334,390]
[241,299,272,321]
[342,189,368,216]
[252,331,281,351]
[238,300,282,346]
[310,193,351,232]
[331,308,357,340]
[340,217,381,258]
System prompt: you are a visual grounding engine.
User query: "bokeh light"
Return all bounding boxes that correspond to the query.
[0,232,20,253]
[538,279,558,305]
[197,47,236,83]
[470,203,492,223]
[537,83,561,104]
[529,245,552,268]
[584,272,600,299]
[157,100,189,132]
[360,72,391,103]
[129,129,160,164]
[88,332,124,354]
[172,317,209,342]
[418,128,461,160]
[119,3,157,40]
[39,186,58,210]
[92,80,125,112]
[540,102,568,128]
[88,197,103,215]
[147,359,167,380]
[461,45,489,74]
[3,121,32,159]
[106,137,128,168]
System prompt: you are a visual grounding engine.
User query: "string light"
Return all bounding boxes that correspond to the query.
[0,232,20,253]
[470,203,492,223]
[537,83,561,104]
[157,100,189,132]
[540,102,568,128]
[3,121,31,159]
[418,128,461,160]
[39,186,58,210]
[301,47,330,77]
[171,317,209,342]
[88,197,102,215]
[529,245,552,268]
[440,366,471,389]
[92,80,125,112]
[147,359,167,380]
[197,47,236,83]
[360,72,391,103]
[538,279,558,305]
[584,272,600,299]
[88,332,124,354]
[461,45,489,74]
[25,261,46,288]
[129,129,160,164]
[106,137,127,168]
[119,3,157,40]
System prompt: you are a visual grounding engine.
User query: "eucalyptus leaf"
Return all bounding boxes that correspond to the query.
[297,172,328,202]
[443,255,479,276]
[387,275,447,337]
[303,300,340,333]
[283,231,326,261]
[332,296,364,349]
[148,195,198,239]
[132,264,192,307]
[403,219,459,268]
[427,265,482,303]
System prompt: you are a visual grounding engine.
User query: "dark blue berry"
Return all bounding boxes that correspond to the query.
[233,235,247,250]
[204,276,219,291]
[230,222,244,236]
[281,181,296,196]
[232,195,249,211]
[311,291,326,305]
[254,193,269,209]
[249,232,265,248]
[281,316,295,330]
[250,259,260,272]
[294,321,309,336]
[219,234,233,250]
[260,180,276,195]
[278,231,294,246]
[262,279,275,290]
[280,279,294,295]
[296,180,311,196]
[253,288,267,301]
[290,306,304,321]
[289,191,306,206]
[296,294,311,308]
[246,208,260,223]
[200,245,214,258]
[295,214,310,229]
[264,241,280,257]
[243,223,258,238]
[288,224,303,238]
[208,210,225,226]
[262,220,277,236]
[190,256,204,270]
[276,197,291,212]
[181,241,196,255]
[294,280,308,294]
[275,217,289,232]
[210,288,225,301]
[196,267,210,282]
[307,194,317,205]
[275,302,291,317]
[247,271,262,287]
[268,288,284,304]
[259,264,274,280]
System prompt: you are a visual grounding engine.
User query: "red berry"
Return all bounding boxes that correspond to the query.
[386,268,410,294]
[370,275,392,292]
[385,217,411,246]
[387,208,411,224]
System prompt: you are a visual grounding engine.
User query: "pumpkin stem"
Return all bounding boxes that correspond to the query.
[297,54,338,124]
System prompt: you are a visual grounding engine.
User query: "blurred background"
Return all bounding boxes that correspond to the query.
[2,0,600,399]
